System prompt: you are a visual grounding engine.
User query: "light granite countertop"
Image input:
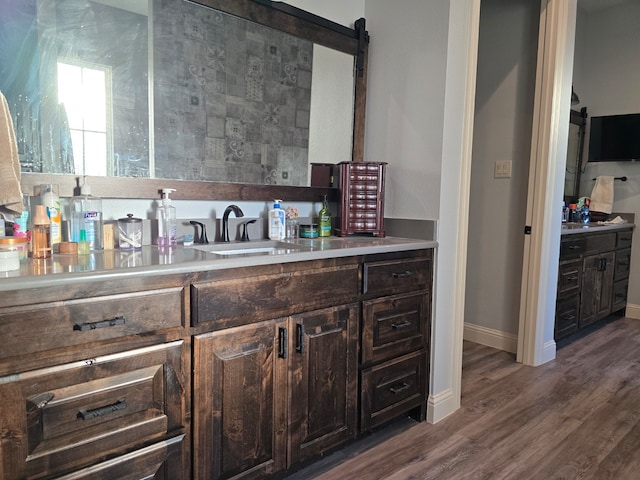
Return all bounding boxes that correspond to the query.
[560,222,635,236]
[0,236,437,292]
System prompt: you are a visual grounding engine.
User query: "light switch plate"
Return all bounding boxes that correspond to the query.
[494,160,512,178]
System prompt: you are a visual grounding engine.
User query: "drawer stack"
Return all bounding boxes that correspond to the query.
[336,161,387,237]
[359,252,432,430]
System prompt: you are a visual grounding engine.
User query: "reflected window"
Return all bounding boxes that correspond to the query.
[57,60,111,176]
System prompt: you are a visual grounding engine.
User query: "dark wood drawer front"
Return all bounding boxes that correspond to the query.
[617,230,633,249]
[612,280,629,312]
[360,350,426,430]
[362,292,429,367]
[584,233,616,254]
[558,259,582,294]
[363,257,430,297]
[0,341,185,480]
[54,435,185,480]
[560,238,586,259]
[555,296,579,340]
[614,248,631,281]
[192,264,359,328]
[0,287,184,360]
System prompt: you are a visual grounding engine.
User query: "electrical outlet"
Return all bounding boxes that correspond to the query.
[494,160,512,178]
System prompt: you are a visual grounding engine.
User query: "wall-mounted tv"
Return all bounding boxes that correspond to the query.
[588,113,640,162]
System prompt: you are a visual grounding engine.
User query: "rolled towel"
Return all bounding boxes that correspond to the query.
[0,90,23,217]
[590,175,614,214]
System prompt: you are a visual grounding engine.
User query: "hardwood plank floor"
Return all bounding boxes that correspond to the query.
[287,316,640,480]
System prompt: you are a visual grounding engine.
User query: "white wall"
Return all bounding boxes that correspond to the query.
[364,0,448,222]
[575,0,640,307]
[464,0,539,339]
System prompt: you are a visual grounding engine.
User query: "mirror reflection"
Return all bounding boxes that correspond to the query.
[0,0,355,186]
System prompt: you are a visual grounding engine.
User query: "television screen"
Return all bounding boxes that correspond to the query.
[589,113,640,162]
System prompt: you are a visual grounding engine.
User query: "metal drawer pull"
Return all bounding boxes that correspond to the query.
[278,327,288,359]
[566,275,578,281]
[391,320,413,330]
[389,382,411,394]
[74,315,126,331]
[392,270,413,279]
[568,245,581,250]
[78,399,127,420]
[563,314,576,321]
[295,323,305,354]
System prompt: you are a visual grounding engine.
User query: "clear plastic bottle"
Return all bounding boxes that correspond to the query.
[32,204,51,259]
[40,184,61,247]
[71,178,103,250]
[268,199,285,240]
[157,188,177,248]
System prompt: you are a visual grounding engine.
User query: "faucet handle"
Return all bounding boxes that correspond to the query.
[241,219,257,242]
[189,221,209,244]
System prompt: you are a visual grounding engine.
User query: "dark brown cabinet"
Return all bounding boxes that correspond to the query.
[555,227,633,341]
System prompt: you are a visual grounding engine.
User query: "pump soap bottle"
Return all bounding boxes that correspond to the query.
[268,199,285,240]
[71,177,103,250]
[319,194,331,237]
[157,188,177,248]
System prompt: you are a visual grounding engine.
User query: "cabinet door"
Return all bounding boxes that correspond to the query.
[580,252,615,327]
[193,320,288,480]
[287,304,359,466]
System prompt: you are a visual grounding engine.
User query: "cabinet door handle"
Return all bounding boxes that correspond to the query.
[73,315,125,331]
[567,275,578,281]
[391,320,413,330]
[569,245,581,250]
[389,382,410,395]
[392,270,413,279]
[562,314,576,322]
[278,327,288,359]
[599,258,608,271]
[295,323,305,354]
[77,399,127,420]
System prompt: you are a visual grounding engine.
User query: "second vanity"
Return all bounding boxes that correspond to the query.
[0,236,435,479]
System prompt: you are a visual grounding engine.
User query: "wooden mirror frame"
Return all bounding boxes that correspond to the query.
[20,0,369,202]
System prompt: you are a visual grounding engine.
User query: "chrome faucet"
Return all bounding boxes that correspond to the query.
[221,205,244,242]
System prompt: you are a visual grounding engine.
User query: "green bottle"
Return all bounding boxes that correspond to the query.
[319,195,331,237]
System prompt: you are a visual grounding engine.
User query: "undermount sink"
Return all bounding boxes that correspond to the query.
[191,240,310,256]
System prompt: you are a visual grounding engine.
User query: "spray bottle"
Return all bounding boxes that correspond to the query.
[157,188,177,248]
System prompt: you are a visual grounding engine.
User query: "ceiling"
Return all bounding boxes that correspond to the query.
[578,0,630,13]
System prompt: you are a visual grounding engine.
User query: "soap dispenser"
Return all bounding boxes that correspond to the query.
[157,188,177,248]
[71,177,103,250]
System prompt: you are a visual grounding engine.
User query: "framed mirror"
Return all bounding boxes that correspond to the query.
[564,107,587,203]
[2,0,369,200]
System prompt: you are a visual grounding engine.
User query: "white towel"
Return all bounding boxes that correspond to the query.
[590,175,614,214]
[0,90,23,218]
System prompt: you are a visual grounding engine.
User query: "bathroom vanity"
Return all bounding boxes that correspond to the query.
[0,237,434,479]
[555,223,634,341]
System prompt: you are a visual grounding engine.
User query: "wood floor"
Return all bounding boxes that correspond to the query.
[288,316,640,479]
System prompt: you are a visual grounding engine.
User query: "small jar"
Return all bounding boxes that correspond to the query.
[118,214,143,250]
[285,219,299,239]
[0,236,29,265]
[299,223,319,238]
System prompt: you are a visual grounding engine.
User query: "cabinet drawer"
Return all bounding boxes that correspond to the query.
[584,233,616,254]
[0,287,184,360]
[555,295,579,340]
[612,279,629,312]
[360,350,426,430]
[363,257,431,297]
[192,264,358,329]
[362,291,429,367]
[0,341,185,480]
[560,237,586,259]
[558,259,582,294]
[617,230,633,249]
[54,435,185,480]
[614,248,631,281]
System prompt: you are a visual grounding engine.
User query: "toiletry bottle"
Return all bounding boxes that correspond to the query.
[157,188,177,248]
[318,194,331,237]
[71,177,103,250]
[269,199,285,240]
[78,229,90,255]
[32,204,51,259]
[40,184,62,247]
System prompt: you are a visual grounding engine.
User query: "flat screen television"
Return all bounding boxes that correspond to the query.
[588,113,640,162]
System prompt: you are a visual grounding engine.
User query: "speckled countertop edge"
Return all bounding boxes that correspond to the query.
[560,223,635,236]
[0,236,438,292]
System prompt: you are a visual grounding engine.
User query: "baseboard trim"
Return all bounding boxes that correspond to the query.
[625,303,640,320]
[541,339,556,365]
[427,388,457,424]
[463,323,518,353]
